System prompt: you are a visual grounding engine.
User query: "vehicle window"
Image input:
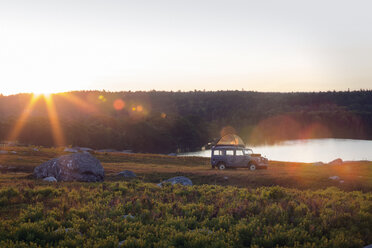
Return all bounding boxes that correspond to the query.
[226,150,234,156]
[236,150,244,156]
[244,149,253,155]
[213,150,222,156]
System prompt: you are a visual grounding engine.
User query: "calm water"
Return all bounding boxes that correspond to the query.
[180,138,372,163]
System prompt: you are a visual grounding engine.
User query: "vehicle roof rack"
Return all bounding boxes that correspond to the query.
[216,134,245,147]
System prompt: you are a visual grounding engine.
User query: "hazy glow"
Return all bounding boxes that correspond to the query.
[1,0,371,95]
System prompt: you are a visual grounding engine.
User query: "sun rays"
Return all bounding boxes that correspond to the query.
[7,93,65,147]
[7,94,40,143]
[44,95,65,147]
[6,92,112,147]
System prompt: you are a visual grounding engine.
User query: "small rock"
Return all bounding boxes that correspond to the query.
[123,214,135,220]
[168,153,177,156]
[339,180,344,183]
[54,228,82,235]
[64,148,78,153]
[74,147,93,152]
[7,166,16,169]
[118,240,125,247]
[117,170,136,178]
[33,148,39,151]
[223,176,228,180]
[11,151,17,154]
[312,162,324,166]
[329,158,343,165]
[43,176,57,182]
[120,150,133,154]
[191,229,213,234]
[329,176,340,180]
[158,176,193,186]
[97,149,117,153]
[0,150,9,154]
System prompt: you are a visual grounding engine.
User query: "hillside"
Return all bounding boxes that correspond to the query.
[1,90,372,153]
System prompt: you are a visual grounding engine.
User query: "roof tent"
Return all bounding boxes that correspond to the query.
[216,134,245,147]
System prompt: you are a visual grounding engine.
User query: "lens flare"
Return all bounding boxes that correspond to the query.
[113,99,125,110]
[98,95,106,102]
[136,105,143,112]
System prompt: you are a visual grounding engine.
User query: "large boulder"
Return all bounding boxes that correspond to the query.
[158,176,193,186]
[34,153,104,182]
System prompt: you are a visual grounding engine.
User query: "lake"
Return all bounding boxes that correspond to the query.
[179,138,372,163]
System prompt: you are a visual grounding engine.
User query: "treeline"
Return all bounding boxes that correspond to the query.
[0,90,371,153]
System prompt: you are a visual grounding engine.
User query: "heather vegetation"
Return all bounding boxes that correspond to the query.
[1,90,372,153]
[0,147,372,247]
[0,182,371,248]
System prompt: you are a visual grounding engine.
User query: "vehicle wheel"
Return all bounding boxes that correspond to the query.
[218,163,226,170]
[249,164,256,171]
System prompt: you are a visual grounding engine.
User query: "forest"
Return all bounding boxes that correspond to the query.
[0,90,371,153]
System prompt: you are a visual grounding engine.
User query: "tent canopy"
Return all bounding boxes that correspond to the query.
[216,134,245,147]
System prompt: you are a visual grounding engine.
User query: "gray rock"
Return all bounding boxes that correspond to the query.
[64,148,78,153]
[364,244,372,248]
[123,214,135,220]
[191,228,213,234]
[120,150,133,154]
[0,150,8,154]
[117,170,136,178]
[33,148,39,151]
[74,147,93,152]
[43,176,57,182]
[97,149,117,153]
[118,240,125,247]
[34,153,104,182]
[328,158,343,165]
[11,151,17,154]
[159,176,193,186]
[329,176,340,180]
[54,228,82,236]
[312,162,324,166]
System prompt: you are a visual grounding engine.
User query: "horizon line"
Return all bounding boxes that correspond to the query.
[1,88,372,97]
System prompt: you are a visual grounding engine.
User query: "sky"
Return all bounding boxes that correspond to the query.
[0,0,371,95]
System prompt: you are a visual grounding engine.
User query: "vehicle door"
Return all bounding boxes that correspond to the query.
[225,149,235,167]
[211,149,223,166]
[234,149,246,166]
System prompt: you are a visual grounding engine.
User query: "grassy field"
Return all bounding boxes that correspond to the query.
[0,146,371,247]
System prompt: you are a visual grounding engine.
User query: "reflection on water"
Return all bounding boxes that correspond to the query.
[180,139,372,163]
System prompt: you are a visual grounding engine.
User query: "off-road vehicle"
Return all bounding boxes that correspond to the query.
[210,134,268,170]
